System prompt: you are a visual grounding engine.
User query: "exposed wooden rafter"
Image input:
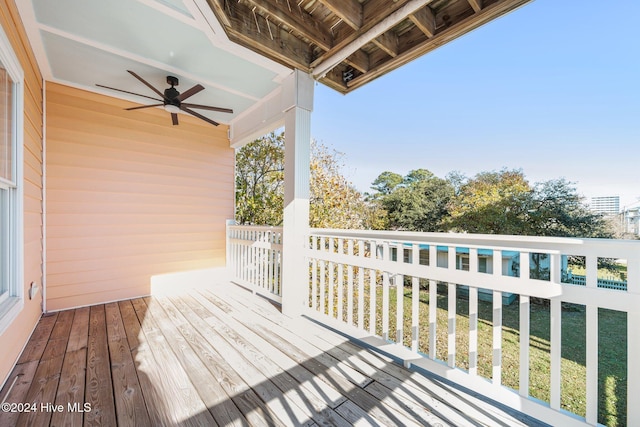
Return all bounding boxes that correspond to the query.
[468,0,483,13]
[248,0,333,50]
[409,6,436,38]
[206,0,534,93]
[317,0,363,30]
[374,31,399,58]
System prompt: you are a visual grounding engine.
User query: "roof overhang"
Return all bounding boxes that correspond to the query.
[206,0,534,93]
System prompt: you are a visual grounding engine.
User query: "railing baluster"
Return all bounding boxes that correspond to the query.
[347,239,355,326]
[628,310,640,426]
[260,232,266,291]
[411,243,420,353]
[493,290,502,385]
[250,230,255,287]
[448,282,456,368]
[429,278,437,360]
[328,237,335,319]
[585,304,598,424]
[396,243,404,345]
[337,238,344,322]
[382,241,390,341]
[267,232,273,292]
[550,296,562,410]
[311,258,318,310]
[469,286,478,375]
[369,240,377,334]
[358,240,365,329]
[627,251,640,425]
[469,248,478,376]
[242,233,247,283]
[369,267,377,335]
[519,295,530,397]
[320,237,326,315]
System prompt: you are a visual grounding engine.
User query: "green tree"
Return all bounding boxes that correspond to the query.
[446,169,531,234]
[235,132,284,225]
[370,169,454,231]
[446,170,613,238]
[525,178,612,238]
[309,142,374,229]
[235,132,377,229]
[368,171,403,197]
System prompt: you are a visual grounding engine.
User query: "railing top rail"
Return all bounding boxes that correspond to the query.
[309,228,640,256]
[229,225,284,232]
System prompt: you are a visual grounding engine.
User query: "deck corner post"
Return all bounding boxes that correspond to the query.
[281,70,314,317]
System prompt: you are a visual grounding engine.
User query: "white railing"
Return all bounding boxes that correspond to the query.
[305,229,640,427]
[227,225,283,302]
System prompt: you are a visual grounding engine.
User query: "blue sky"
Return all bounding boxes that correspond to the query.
[310,0,640,209]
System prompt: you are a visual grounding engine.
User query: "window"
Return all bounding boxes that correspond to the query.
[0,23,24,334]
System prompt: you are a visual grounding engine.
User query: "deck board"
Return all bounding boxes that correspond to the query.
[85,305,117,426]
[104,302,150,427]
[0,282,547,426]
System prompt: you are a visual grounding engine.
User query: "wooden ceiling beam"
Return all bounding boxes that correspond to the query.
[246,0,334,50]
[344,49,370,74]
[224,1,312,70]
[373,31,399,58]
[311,0,433,76]
[409,6,436,38]
[467,0,483,13]
[363,0,414,23]
[316,0,363,30]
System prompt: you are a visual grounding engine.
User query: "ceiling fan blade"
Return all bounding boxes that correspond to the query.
[125,103,164,111]
[181,103,233,114]
[176,84,204,102]
[127,70,166,99]
[181,106,219,126]
[171,113,179,126]
[96,84,162,102]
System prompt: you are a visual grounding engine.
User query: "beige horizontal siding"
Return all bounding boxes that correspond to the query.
[46,82,233,311]
[0,0,44,387]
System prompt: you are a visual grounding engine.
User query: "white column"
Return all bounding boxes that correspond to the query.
[281,70,314,317]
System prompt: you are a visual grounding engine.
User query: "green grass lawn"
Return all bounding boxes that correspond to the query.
[312,279,627,426]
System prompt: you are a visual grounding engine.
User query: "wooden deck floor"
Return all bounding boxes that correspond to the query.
[0,283,546,427]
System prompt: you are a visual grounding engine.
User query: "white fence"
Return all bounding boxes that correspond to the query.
[227,225,283,302]
[305,229,640,427]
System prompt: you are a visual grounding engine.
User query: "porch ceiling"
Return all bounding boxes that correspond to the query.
[16,0,292,126]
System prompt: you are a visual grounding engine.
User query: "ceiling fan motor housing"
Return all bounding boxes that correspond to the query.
[166,75,179,87]
[164,86,180,106]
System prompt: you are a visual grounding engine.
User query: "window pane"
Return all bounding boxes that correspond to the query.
[0,190,6,297]
[0,64,13,182]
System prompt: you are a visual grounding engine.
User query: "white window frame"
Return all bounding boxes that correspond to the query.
[0,22,24,335]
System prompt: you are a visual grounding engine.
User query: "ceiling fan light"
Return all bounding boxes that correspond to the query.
[164,104,181,114]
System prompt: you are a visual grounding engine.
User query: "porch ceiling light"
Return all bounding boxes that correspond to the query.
[164,104,181,114]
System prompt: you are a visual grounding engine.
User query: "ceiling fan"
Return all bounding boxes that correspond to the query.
[96,70,233,126]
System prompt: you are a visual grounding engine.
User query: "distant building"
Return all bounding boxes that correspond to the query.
[590,196,620,215]
[621,206,640,236]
